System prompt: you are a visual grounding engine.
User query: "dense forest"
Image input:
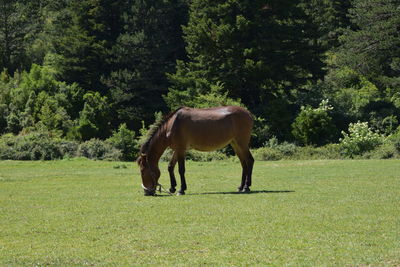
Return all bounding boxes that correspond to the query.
[1,0,400,160]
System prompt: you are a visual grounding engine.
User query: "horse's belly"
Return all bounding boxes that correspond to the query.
[187,131,233,151]
[190,140,231,152]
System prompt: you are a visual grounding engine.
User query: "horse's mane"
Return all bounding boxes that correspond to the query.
[140,107,183,154]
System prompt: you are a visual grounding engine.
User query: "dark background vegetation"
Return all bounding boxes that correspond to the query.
[1,0,399,160]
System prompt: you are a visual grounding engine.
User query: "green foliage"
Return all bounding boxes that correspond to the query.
[107,123,137,161]
[78,92,111,140]
[0,131,79,160]
[1,0,400,159]
[106,0,188,129]
[0,64,83,136]
[388,127,400,153]
[0,0,37,73]
[324,67,380,118]
[299,0,350,48]
[337,0,400,88]
[44,0,125,91]
[252,143,343,161]
[165,80,242,110]
[292,100,337,146]
[339,122,385,157]
[166,0,324,125]
[366,127,400,159]
[364,142,398,159]
[78,138,121,161]
[185,150,229,162]
[252,147,284,161]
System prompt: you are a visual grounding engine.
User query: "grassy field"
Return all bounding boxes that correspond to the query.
[0,159,399,266]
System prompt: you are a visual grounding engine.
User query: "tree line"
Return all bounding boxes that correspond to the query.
[1,0,399,149]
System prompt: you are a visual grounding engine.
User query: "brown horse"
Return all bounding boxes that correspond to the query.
[137,106,254,196]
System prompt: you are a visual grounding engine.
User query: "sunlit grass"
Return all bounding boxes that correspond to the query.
[1,159,399,266]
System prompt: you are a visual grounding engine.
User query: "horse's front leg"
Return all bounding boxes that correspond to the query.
[177,152,187,195]
[168,151,177,193]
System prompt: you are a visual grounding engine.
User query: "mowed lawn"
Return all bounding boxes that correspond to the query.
[0,159,399,266]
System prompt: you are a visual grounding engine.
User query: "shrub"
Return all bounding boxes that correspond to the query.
[78,138,121,160]
[294,144,342,160]
[107,123,137,161]
[363,143,397,159]
[0,131,80,160]
[252,147,283,161]
[185,150,228,161]
[292,100,337,146]
[340,122,385,157]
[158,149,229,162]
[387,127,400,153]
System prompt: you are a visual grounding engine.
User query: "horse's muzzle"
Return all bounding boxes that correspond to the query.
[142,183,156,196]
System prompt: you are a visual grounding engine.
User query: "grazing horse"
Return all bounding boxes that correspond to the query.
[136,106,254,196]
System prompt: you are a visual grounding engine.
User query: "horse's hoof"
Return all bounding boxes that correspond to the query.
[177,191,185,196]
[237,187,244,192]
[169,188,176,193]
[241,187,250,193]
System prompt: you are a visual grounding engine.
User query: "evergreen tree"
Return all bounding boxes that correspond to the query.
[337,0,400,89]
[45,0,125,92]
[166,0,324,139]
[106,0,188,130]
[300,0,351,49]
[0,0,30,72]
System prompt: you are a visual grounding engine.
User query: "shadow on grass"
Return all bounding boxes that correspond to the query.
[188,190,295,196]
[151,190,295,197]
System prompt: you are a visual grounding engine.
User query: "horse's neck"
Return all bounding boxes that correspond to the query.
[147,130,169,165]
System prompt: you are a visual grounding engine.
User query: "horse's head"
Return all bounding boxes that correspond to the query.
[137,153,160,196]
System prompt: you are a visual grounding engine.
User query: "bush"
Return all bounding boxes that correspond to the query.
[292,100,337,146]
[364,143,397,159]
[107,123,137,161]
[185,150,228,161]
[387,127,400,153]
[294,144,342,160]
[252,147,283,161]
[364,127,400,159]
[78,139,121,160]
[340,121,385,157]
[0,131,80,160]
[158,148,230,162]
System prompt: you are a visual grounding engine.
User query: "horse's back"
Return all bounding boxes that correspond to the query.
[169,106,253,151]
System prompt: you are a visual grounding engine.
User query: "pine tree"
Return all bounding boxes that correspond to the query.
[337,0,400,89]
[165,0,324,138]
[106,0,188,130]
[45,0,125,92]
[300,0,351,49]
[0,0,30,72]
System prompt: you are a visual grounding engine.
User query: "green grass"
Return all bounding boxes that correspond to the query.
[1,159,399,266]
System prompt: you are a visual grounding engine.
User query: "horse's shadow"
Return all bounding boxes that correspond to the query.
[188,190,295,196]
[152,190,294,197]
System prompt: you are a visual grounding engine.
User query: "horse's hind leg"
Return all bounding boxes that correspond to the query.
[244,149,254,191]
[168,151,178,193]
[231,141,254,192]
[238,160,248,191]
[177,151,187,195]
[231,142,248,192]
